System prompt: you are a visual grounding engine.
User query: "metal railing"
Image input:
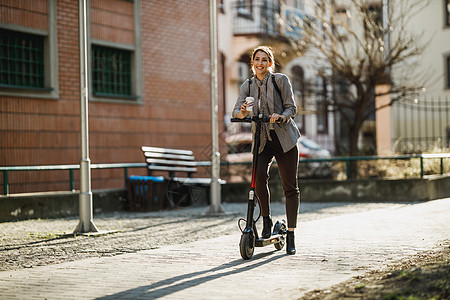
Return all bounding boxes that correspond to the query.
[1,153,449,196]
[392,97,450,153]
[296,153,450,180]
[233,0,281,36]
[221,153,450,181]
[0,163,146,195]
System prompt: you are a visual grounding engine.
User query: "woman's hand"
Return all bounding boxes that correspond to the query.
[236,103,250,118]
[270,113,286,123]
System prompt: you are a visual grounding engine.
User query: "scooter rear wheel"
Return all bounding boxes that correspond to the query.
[239,232,254,260]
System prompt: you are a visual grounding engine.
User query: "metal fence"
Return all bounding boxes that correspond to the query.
[2,154,449,195]
[392,96,450,153]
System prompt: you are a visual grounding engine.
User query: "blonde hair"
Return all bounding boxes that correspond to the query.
[251,46,275,74]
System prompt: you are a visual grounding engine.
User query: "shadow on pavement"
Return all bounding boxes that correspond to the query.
[97,251,284,299]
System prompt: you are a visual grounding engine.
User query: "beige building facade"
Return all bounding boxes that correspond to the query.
[377,0,450,154]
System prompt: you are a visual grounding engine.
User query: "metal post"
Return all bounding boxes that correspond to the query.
[74,0,98,233]
[69,169,74,191]
[207,0,224,214]
[420,156,424,178]
[3,171,8,195]
[345,160,350,180]
[124,167,128,188]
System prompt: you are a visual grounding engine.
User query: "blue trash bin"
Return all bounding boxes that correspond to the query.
[127,175,166,211]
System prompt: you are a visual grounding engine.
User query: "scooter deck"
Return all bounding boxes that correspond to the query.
[255,233,285,247]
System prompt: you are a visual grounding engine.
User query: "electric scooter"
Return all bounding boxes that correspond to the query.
[231,115,287,260]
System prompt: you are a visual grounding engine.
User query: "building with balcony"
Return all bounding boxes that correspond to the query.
[221,0,450,156]
[221,0,336,153]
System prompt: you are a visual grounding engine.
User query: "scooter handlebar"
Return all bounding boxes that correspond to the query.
[231,116,281,123]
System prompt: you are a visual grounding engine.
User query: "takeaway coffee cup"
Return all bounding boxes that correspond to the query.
[245,97,255,112]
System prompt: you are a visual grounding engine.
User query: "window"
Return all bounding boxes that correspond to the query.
[335,7,350,40]
[446,0,450,27]
[316,76,328,134]
[365,3,383,38]
[0,0,58,99]
[292,65,306,132]
[447,55,450,89]
[0,29,45,89]
[89,0,141,102]
[92,45,132,97]
[367,4,382,26]
[237,0,252,19]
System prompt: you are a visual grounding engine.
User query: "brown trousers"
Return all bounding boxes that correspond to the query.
[255,131,300,228]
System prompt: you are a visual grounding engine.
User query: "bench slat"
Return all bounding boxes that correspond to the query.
[146,158,200,167]
[142,146,193,156]
[147,165,198,173]
[143,152,195,161]
[172,177,227,185]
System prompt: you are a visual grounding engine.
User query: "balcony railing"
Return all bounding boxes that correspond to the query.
[233,1,306,41]
[233,0,282,36]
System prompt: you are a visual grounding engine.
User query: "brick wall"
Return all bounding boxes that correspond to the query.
[0,0,48,30]
[90,0,134,44]
[0,0,225,194]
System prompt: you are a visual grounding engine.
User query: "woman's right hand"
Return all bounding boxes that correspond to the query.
[236,103,250,118]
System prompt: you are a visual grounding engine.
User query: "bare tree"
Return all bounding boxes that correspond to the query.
[286,0,430,178]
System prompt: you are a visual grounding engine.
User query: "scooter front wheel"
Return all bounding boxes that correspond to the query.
[239,232,254,260]
[273,221,287,251]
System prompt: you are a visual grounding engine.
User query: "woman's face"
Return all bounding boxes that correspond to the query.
[252,50,272,78]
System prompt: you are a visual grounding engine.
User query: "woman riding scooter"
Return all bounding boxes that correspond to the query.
[232,46,301,255]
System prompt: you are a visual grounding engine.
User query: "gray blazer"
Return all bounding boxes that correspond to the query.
[232,73,301,153]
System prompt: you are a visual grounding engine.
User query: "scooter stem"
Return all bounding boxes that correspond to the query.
[245,118,262,234]
[250,120,262,189]
[244,188,256,233]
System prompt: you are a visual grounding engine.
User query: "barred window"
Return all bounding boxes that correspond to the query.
[0,29,44,89]
[92,45,132,97]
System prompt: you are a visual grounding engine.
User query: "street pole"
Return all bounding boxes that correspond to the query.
[207,0,224,214]
[74,0,98,233]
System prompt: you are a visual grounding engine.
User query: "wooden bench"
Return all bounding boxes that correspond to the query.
[141,146,226,207]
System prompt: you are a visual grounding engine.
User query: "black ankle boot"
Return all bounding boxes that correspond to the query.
[262,216,273,238]
[286,231,296,255]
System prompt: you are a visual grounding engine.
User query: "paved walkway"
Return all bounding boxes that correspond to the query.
[1,198,449,299]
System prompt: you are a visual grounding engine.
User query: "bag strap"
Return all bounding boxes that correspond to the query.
[272,74,282,100]
[248,75,282,100]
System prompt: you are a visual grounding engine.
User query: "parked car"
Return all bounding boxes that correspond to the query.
[297,136,331,160]
[225,134,331,162]
[297,136,332,178]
